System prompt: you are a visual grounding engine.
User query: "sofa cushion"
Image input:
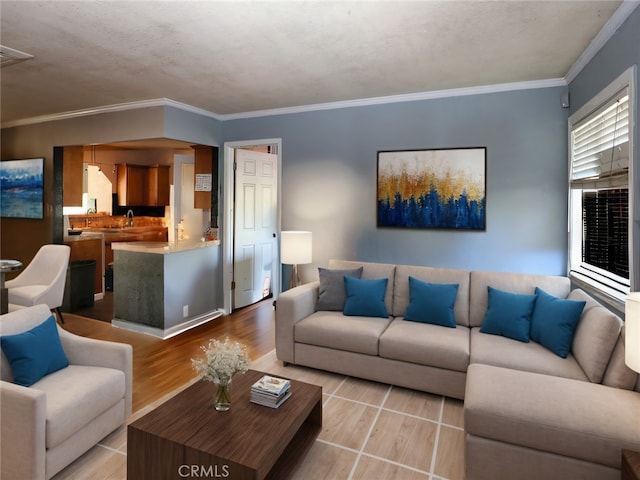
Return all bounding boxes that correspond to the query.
[329,260,396,315]
[316,267,363,311]
[465,364,640,469]
[479,286,536,342]
[470,328,589,381]
[601,325,639,390]
[469,271,570,327]
[379,319,470,372]
[530,287,585,358]
[0,315,69,387]
[393,265,470,325]
[295,311,391,355]
[32,365,126,449]
[404,277,458,327]
[568,289,622,383]
[343,277,389,318]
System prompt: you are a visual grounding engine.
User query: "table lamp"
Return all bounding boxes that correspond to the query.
[625,292,640,373]
[281,231,312,289]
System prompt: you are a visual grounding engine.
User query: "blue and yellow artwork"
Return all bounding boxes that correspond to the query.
[377,148,486,230]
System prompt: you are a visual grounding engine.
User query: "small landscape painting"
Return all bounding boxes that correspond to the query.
[0,158,44,219]
[377,148,486,230]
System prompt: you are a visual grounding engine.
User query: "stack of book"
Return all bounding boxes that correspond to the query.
[250,375,292,409]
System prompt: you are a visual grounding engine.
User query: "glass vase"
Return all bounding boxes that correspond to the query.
[214,378,231,411]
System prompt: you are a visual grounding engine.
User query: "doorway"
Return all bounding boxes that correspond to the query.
[223,139,282,313]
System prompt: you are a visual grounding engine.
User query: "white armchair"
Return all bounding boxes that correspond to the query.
[6,244,70,321]
[0,304,132,479]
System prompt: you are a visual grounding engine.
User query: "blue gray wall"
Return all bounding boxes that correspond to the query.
[223,86,569,280]
[568,5,639,289]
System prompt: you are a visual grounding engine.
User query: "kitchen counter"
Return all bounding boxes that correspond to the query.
[63,231,104,242]
[111,239,222,338]
[112,239,220,254]
[83,226,169,266]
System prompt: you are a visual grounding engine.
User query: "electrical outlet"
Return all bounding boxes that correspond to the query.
[183,305,189,317]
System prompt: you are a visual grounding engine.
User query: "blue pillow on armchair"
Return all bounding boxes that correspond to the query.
[480,286,537,342]
[0,315,69,387]
[343,276,389,318]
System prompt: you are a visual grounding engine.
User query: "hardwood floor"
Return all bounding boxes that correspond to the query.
[61,300,276,412]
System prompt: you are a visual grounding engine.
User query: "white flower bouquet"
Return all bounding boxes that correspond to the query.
[192,337,250,384]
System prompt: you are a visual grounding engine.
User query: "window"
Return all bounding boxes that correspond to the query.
[568,70,635,308]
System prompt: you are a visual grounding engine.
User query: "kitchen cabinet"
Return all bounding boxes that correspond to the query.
[192,145,219,226]
[63,146,84,206]
[147,165,170,206]
[117,164,147,206]
[64,232,104,296]
[117,164,170,206]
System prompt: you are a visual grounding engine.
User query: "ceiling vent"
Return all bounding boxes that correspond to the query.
[0,45,34,68]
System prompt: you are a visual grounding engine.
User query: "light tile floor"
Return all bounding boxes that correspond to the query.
[53,351,465,480]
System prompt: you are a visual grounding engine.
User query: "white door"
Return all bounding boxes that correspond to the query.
[233,149,278,309]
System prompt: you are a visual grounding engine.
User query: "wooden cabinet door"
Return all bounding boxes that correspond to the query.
[147,165,170,206]
[117,164,147,206]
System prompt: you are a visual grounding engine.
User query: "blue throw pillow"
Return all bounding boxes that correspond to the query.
[530,287,586,358]
[480,286,537,342]
[343,276,389,318]
[404,277,459,328]
[0,315,69,387]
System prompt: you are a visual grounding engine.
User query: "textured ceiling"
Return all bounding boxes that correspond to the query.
[0,0,630,126]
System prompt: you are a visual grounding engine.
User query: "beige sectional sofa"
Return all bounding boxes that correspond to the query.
[275,259,640,480]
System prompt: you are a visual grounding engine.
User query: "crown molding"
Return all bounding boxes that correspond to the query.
[565,0,640,84]
[0,98,223,129]
[219,78,567,120]
[1,79,567,128]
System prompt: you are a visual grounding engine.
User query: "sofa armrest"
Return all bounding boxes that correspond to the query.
[58,328,133,418]
[0,381,47,480]
[275,281,319,364]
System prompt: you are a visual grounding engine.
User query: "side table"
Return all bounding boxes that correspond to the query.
[623,449,640,480]
[0,260,22,314]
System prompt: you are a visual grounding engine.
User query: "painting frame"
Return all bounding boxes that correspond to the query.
[377,147,486,230]
[0,157,45,219]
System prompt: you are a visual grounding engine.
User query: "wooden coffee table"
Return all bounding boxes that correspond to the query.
[127,369,322,480]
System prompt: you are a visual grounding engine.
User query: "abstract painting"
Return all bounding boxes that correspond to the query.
[0,158,44,219]
[377,148,486,230]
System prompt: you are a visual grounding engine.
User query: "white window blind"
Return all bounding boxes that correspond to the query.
[571,89,629,189]
[567,68,636,310]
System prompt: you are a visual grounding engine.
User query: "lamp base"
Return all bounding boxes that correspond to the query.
[289,264,301,290]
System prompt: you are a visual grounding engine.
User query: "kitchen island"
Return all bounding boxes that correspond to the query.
[111,240,222,338]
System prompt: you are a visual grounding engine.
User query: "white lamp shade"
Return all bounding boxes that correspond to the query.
[281,231,312,265]
[626,292,640,373]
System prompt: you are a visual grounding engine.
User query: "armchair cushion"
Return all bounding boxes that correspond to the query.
[7,285,48,307]
[0,315,68,386]
[32,365,125,449]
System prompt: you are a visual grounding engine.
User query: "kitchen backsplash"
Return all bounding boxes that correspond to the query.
[67,214,165,229]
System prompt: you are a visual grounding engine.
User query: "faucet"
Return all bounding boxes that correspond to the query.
[126,209,134,227]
